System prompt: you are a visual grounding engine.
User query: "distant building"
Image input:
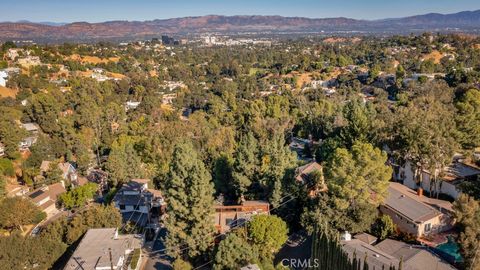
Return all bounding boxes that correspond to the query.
[21,122,40,134]
[0,70,7,87]
[213,200,270,233]
[64,228,142,270]
[17,56,41,67]
[113,179,165,227]
[125,101,141,111]
[380,182,454,237]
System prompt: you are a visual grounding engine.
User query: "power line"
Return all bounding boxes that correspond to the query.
[148,180,310,257]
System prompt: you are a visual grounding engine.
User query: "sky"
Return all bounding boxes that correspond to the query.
[2,0,480,23]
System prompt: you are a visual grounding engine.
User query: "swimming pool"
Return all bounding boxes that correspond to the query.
[435,236,463,263]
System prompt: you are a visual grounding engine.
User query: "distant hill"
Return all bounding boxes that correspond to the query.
[0,10,479,42]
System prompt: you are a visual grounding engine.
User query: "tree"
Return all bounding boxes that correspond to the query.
[214,233,258,270]
[59,183,98,209]
[371,215,395,240]
[0,197,45,232]
[172,258,193,270]
[232,132,259,199]
[163,141,215,258]
[259,133,296,207]
[325,141,392,210]
[388,82,457,197]
[0,107,26,158]
[247,215,288,258]
[64,204,122,244]
[0,233,66,270]
[455,89,480,150]
[453,194,480,270]
[26,92,61,134]
[105,135,145,185]
[339,100,375,148]
[213,155,235,200]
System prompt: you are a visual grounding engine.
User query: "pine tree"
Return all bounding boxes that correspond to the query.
[164,141,215,258]
[232,132,258,199]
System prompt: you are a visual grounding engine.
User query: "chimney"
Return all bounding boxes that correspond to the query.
[341,231,351,241]
[417,187,423,197]
[114,228,119,240]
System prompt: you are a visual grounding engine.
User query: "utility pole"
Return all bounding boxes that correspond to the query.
[109,248,114,270]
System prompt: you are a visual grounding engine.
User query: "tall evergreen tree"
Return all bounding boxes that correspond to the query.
[232,132,259,199]
[164,141,215,258]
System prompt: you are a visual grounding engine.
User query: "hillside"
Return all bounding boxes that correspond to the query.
[0,10,479,42]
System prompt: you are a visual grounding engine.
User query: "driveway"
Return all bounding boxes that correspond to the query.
[143,228,172,270]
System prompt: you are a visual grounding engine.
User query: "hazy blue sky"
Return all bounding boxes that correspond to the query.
[2,0,480,23]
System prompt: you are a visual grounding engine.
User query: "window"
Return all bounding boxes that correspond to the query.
[225,218,233,226]
[119,205,125,210]
[425,223,431,232]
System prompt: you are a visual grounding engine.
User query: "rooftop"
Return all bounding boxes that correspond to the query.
[64,228,141,270]
[385,182,443,223]
[375,239,456,270]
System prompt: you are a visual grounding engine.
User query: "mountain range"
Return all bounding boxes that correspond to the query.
[1,10,479,42]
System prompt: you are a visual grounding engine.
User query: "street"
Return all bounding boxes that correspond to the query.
[143,228,173,270]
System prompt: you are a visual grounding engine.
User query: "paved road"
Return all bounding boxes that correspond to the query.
[143,229,172,270]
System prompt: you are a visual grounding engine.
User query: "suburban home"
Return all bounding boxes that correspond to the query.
[64,228,142,270]
[295,161,327,197]
[213,200,270,233]
[113,179,165,227]
[39,161,78,183]
[341,232,456,270]
[375,239,456,270]
[380,182,454,237]
[27,182,66,218]
[125,101,141,111]
[394,158,480,199]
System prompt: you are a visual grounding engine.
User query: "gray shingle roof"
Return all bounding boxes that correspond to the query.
[375,239,456,270]
[385,183,441,223]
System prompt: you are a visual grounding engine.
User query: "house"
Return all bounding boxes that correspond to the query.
[21,122,40,134]
[5,48,22,61]
[113,179,165,227]
[125,101,141,111]
[64,228,142,270]
[28,182,66,218]
[161,93,177,105]
[394,159,480,199]
[341,235,406,270]
[375,239,456,270]
[213,200,270,233]
[40,161,78,183]
[380,182,454,238]
[19,136,37,150]
[341,232,456,270]
[295,161,326,197]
